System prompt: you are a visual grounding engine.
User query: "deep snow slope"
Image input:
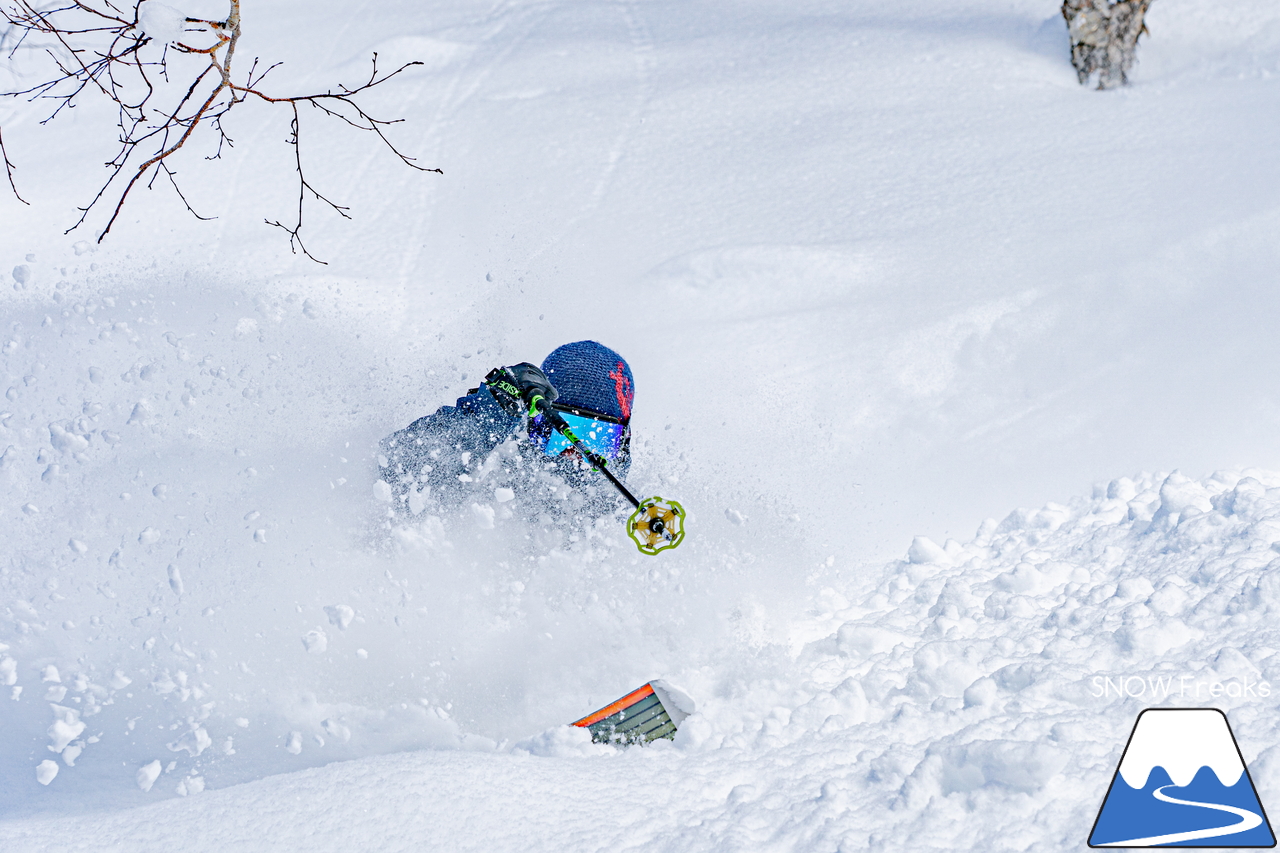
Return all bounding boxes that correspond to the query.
[2,0,1280,848]
[0,279,810,815]
[6,469,1280,851]
[3,0,1279,557]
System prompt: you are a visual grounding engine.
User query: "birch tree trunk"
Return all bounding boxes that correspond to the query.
[1062,0,1154,89]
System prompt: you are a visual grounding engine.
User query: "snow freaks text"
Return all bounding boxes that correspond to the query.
[1090,675,1272,701]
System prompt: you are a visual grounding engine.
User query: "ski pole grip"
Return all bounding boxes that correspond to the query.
[527,393,555,420]
[531,396,570,431]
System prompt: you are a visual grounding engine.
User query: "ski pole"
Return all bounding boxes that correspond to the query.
[528,394,640,507]
[527,395,686,554]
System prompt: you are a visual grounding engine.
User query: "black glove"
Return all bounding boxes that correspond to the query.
[484,363,558,417]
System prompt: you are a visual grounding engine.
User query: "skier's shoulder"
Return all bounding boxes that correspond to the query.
[396,386,509,434]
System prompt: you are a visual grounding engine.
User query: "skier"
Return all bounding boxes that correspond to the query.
[377,340,635,521]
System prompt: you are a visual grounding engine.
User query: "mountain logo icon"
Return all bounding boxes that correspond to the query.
[1089,708,1276,848]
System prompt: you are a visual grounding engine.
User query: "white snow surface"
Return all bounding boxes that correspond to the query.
[3,0,1280,850]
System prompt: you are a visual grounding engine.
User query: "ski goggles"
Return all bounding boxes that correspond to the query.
[530,405,628,461]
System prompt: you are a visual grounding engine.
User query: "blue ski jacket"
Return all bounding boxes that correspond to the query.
[377,385,631,519]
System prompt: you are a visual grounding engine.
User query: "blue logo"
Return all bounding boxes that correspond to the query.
[1090,708,1275,847]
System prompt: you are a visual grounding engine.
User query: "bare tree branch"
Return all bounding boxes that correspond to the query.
[158,160,213,221]
[1,0,439,260]
[0,125,30,204]
[263,102,346,264]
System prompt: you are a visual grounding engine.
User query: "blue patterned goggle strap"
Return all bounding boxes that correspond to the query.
[532,407,627,460]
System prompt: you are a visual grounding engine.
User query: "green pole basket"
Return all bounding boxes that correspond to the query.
[627,496,686,555]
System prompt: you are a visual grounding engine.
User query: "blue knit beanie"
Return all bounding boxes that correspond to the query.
[541,341,634,422]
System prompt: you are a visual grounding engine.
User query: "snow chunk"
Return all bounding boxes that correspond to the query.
[494,487,515,503]
[167,564,184,595]
[322,718,351,743]
[167,726,211,757]
[1153,471,1213,523]
[176,775,205,796]
[137,1,187,44]
[1,656,16,686]
[651,679,697,728]
[407,486,429,515]
[907,536,948,564]
[302,628,328,653]
[136,760,162,792]
[285,732,303,754]
[470,502,495,529]
[49,423,88,453]
[35,760,58,786]
[962,677,999,708]
[150,670,187,695]
[62,742,83,766]
[324,605,354,630]
[47,705,86,753]
[126,400,154,425]
[42,665,61,683]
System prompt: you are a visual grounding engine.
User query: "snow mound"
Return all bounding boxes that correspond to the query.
[717,468,1280,847]
[5,469,1280,849]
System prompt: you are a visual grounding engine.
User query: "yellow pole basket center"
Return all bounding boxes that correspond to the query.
[627,497,686,555]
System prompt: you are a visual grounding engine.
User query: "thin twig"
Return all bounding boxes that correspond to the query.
[160,160,214,220]
[264,102,342,263]
[0,125,30,203]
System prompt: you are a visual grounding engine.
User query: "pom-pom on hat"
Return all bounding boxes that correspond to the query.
[541,341,634,422]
